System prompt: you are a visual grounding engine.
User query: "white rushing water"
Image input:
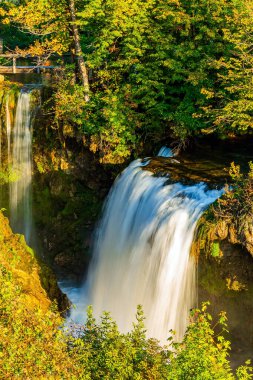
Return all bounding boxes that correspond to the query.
[71,159,223,342]
[157,146,173,158]
[6,95,12,163]
[9,90,33,244]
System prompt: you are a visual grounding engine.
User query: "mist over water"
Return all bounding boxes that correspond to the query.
[71,159,223,342]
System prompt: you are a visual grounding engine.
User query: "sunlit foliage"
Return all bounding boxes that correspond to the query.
[0,210,251,378]
[1,0,253,160]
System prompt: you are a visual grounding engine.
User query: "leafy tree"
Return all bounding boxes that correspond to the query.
[0,217,251,380]
[71,305,169,379]
[0,212,76,378]
[76,0,246,159]
[0,1,36,51]
[205,1,253,136]
[71,303,252,379]
[168,303,236,379]
[7,0,90,95]
[2,0,253,161]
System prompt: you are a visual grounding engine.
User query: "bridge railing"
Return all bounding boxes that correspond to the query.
[0,54,61,74]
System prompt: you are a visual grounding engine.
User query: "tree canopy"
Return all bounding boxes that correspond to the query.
[1,0,253,162]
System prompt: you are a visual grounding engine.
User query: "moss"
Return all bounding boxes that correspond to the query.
[226,276,247,291]
[31,170,103,275]
[0,211,50,310]
[18,234,35,257]
[199,259,228,296]
[210,241,221,258]
[61,187,102,220]
[0,211,68,311]
[0,212,76,378]
[38,258,69,312]
[32,186,55,225]
[192,214,218,259]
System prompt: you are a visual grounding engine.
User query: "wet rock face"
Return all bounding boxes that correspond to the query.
[213,219,253,257]
[194,203,253,261]
[219,240,253,281]
[244,222,253,255]
[54,252,74,267]
[192,196,253,368]
[198,240,253,297]
[197,242,253,368]
[146,156,228,187]
[32,146,112,280]
[215,220,229,240]
[33,173,103,279]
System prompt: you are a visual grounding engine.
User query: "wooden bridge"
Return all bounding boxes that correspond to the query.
[0,54,61,74]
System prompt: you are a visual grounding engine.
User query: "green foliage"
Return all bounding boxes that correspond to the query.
[69,302,252,379]
[53,74,87,128]
[77,0,253,159]
[0,1,37,51]
[211,241,220,257]
[0,216,252,380]
[72,305,170,379]
[3,0,253,162]
[214,162,253,223]
[206,2,253,136]
[168,302,252,379]
[0,166,20,185]
[7,0,71,56]
[0,212,76,379]
[236,361,253,380]
[196,161,253,258]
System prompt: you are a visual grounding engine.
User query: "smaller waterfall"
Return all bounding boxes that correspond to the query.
[71,159,223,343]
[9,90,33,244]
[157,146,173,158]
[6,96,12,163]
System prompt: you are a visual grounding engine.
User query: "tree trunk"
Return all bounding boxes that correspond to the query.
[68,0,90,102]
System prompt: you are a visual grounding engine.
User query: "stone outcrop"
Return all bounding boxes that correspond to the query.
[195,213,253,259]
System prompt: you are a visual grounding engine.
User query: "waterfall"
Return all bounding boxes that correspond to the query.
[157,146,173,158]
[71,159,223,342]
[9,90,33,244]
[6,95,11,163]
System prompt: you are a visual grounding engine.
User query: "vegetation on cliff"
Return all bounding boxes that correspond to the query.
[0,211,74,378]
[0,0,252,377]
[212,162,253,255]
[195,162,253,259]
[0,211,251,378]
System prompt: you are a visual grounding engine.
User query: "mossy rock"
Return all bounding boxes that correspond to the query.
[210,241,221,258]
[0,211,68,312]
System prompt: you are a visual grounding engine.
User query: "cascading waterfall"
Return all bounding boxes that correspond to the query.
[71,159,223,343]
[6,95,12,163]
[157,146,173,158]
[9,90,33,244]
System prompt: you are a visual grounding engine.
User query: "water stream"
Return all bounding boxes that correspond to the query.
[0,87,252,357]
[70,159,223,342]
[9,90,33,244]
[157,146,173,158]
[0,88,36,244]
[6,95,11,163]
